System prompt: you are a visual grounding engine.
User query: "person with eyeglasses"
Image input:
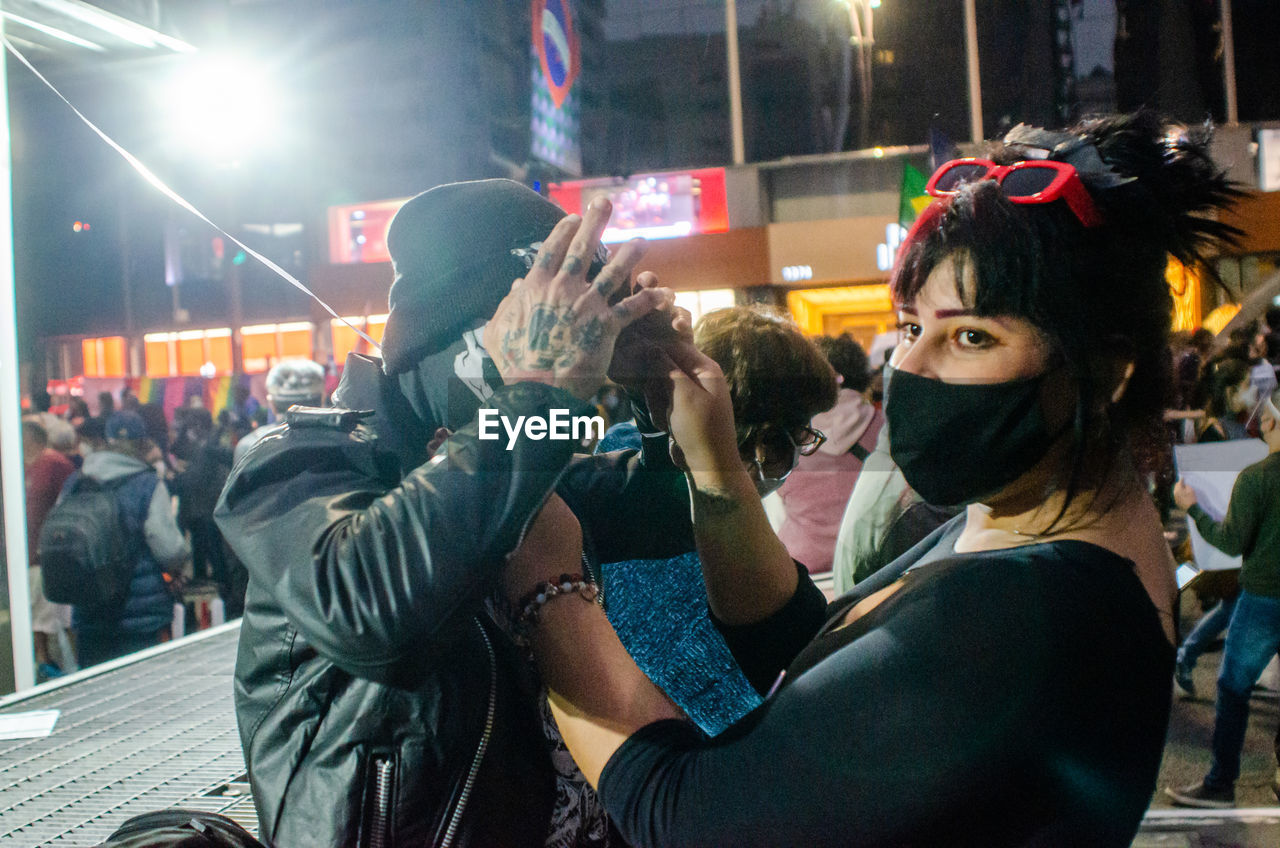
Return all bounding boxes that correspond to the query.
[562,304,838,737]
[497,113,1241,847]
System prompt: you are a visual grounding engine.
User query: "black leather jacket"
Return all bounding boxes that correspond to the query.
[215,356,598,848]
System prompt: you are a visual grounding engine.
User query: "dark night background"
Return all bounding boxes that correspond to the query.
[9,0,1280,377]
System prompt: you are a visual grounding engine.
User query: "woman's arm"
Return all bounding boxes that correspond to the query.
[504,494,685,785]
[523,557,1069,848]
[663,345,800,625]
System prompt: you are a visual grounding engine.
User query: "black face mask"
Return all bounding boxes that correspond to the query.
[884,363,1062,507]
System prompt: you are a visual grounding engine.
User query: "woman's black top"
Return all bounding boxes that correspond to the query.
[598,520,1174,848]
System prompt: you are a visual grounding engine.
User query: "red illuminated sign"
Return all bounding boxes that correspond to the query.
[548,168,730,243]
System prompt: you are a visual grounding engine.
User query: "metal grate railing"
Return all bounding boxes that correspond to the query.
[0,624,252,845]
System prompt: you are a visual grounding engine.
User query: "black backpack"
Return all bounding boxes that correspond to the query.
[93,809,265,848]
[38,473,145,609]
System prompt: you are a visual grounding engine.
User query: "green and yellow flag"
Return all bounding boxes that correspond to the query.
[898,162,931,231]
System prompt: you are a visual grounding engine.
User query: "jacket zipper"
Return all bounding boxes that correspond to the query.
[439,616,497,848]
[367,756,393,848]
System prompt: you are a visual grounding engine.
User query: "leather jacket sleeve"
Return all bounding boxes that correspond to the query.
[216,382,588,686]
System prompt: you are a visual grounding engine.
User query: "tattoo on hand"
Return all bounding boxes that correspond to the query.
[563,255,584,275]
[498,298,613,376]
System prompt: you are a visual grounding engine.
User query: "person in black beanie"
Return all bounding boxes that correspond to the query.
[215,180,675,848]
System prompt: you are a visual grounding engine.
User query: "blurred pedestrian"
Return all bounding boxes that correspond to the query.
[1167,386,1280,807]
[22,418,76,679]
[233,359,326,465]
[774,334,882,573]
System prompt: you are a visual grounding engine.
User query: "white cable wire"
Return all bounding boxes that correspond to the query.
[3,37,381,351]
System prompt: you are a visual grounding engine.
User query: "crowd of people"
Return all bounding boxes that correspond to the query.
[15,110,1280,846]
[20,361,327,678]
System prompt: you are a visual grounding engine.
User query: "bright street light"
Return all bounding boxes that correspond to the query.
[159,56,281,165]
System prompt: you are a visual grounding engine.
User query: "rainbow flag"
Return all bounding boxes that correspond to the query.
[203,375,239,418]
[132,376,165,406]
[163,379,188,421]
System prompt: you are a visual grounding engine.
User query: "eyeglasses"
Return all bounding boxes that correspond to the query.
[925,157,1103,228]
[744,424,827,480]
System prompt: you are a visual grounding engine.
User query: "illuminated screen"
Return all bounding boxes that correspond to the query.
[327,198,409,264]
[549,168,729,243]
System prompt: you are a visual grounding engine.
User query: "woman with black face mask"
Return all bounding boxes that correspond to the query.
[499,113,1242,847]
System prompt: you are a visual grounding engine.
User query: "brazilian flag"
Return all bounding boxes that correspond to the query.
[898,162,931,231]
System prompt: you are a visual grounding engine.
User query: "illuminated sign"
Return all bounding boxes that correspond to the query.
[1259,128,1280,192]
[548,169,730,243]
[327,198,408,264]
[534,0,579,109]
[781,265,813,282]
[876,223,908,271]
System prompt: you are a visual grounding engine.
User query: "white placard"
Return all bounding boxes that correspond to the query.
[1174,439,1269,571]
[0,709,59,740]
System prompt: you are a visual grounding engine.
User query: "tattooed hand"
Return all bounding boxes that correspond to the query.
[484,197,675,400]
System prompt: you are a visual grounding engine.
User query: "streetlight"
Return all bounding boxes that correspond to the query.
[156,56,282,372]
[159,56,281,166]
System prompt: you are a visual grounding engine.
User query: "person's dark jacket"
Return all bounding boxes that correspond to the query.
[73,450,187,635]
[215,355,614,848]
[173,440,233,529]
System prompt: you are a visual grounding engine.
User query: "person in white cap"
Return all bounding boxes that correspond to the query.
[232,359,327,465]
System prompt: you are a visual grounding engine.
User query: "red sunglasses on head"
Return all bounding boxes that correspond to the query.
[925,157,1104,228]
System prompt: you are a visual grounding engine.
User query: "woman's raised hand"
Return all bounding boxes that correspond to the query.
[661,342,741,475]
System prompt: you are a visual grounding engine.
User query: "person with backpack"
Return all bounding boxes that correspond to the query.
[68,410,189,668]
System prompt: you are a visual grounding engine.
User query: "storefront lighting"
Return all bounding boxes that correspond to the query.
[782,265,814,282]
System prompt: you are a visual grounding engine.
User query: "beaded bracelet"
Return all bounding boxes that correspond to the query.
[514,573,599,637]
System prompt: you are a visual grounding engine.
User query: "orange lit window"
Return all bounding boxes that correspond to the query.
[146,329,233,377]
[241,322,315,373]
[81,336,127,377]
[241,329,276,374]
[83,339,99,375]
[144,334,176,377]
[279,322,314,359]
[176,332,207,376]
[206,333,233,375]
[331,315,387,366]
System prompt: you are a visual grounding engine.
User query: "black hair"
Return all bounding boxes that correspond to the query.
[1202,357,1251,421]
[1266,306,1280,333]
[815,335,872,392]
[1190,327,1215,353]
[32,388,52,412]
[77,416,105,442]
[893,111,1243,509]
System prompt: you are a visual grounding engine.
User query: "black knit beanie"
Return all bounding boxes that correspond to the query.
[381,179,568,374]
